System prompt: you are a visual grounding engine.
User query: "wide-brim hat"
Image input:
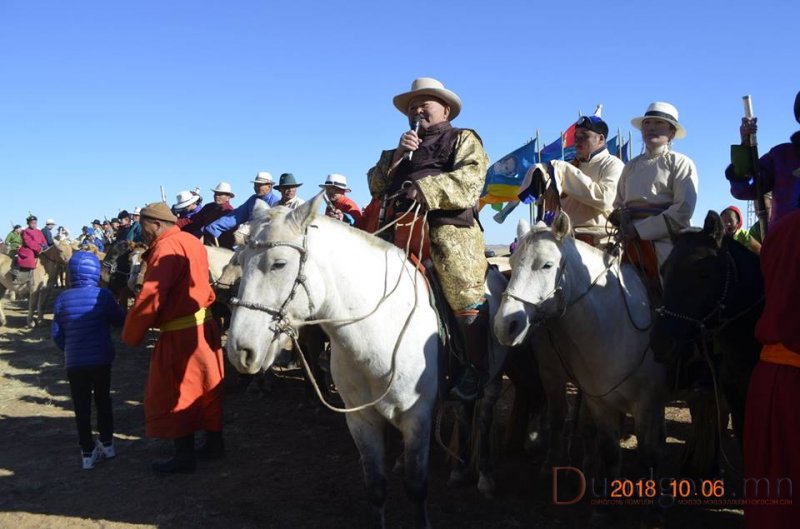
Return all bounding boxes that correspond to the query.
[132,207,141,215]
[45,218,56,226]
[274,172,303,189]
[140,202,178,223]
[251,171,273,184]
[173,190,201,210]
[211,181,235,197]
[393,77,462,121]
[631,101,686,139]
[319,173,351,192]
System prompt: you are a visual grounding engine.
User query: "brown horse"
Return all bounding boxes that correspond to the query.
[0,241,72,327]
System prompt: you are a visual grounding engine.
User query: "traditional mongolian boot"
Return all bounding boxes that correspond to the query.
[196,430,225,461]
[152,434,196,474]
[449,302,490,402]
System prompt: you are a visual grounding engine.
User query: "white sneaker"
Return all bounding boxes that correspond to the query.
[81,445,104,470]
[96,439,115,459]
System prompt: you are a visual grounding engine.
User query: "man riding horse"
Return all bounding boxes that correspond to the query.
[366,77,490,401]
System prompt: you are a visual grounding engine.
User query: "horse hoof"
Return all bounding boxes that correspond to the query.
[477,474,496,499]
[447,468,470,487]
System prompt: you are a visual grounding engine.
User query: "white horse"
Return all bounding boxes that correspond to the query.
[227,194,513,529]
[493,213,669,525]
[227,195,438,529]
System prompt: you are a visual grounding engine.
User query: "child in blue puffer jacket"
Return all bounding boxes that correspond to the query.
[52,251,126,469]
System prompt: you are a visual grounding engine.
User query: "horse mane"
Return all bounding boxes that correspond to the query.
[249,206,404,257]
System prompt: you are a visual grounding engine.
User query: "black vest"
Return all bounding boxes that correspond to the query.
[390,122,480,228]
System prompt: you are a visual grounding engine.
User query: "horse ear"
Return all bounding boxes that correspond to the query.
[516,218,531,239]
[252,199,270,223]
[551,211,571,241]
[286,192,324,233]
[704,210,725,248]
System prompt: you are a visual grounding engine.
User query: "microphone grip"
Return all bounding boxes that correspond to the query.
[403,119,421,161]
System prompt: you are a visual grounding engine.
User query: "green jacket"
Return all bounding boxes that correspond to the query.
[4,230,22,256]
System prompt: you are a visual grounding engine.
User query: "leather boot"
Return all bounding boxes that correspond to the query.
[196,430,225,461]
[152,434,196,473]
[449,304,489,402]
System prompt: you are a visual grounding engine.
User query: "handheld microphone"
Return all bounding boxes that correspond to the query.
[404,116,422,161]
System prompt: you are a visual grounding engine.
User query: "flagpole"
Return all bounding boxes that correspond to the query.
[628,131,633,160]
[617,127,622,159]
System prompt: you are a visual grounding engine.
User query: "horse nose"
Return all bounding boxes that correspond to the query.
[495,309,529,347]
[235,347,259,371]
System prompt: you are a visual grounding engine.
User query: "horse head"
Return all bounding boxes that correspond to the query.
[227,193,326,374]
[494,212,577,347]
[126,243,149,294]
[651,210,735,363]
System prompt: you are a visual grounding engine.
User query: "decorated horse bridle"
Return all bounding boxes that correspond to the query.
[228,235,315,340]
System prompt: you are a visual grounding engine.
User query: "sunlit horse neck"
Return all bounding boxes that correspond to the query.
[227,193,440,528]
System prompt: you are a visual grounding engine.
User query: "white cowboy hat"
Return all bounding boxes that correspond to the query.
[393,77,462,120]
[173,190,201,210]
[132,207,141,215]
[251,171,273,184]
[45,218,56,225]
[318,173,351,192]
[211,181,235,197]
[631,101,687,139]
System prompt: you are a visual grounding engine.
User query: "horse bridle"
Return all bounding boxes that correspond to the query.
[228,232,315,340]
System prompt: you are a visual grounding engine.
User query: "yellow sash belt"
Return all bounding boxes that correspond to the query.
[159,308,210,332]
[760,343,800,369]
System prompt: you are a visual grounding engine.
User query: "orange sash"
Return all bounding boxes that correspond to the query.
[760,343,800,369]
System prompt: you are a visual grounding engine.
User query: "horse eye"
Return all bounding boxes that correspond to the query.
[270,260,287,271]
[542,262,554,270]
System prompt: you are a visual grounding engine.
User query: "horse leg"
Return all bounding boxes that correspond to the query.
[345,412,388,529]
[0,285,6,326]
[446,401,473,487]
[583,401,623,529]
[633,399,667,529]
[475,377,502,498]
[400,414,432,529]
[539,371,567,478]
[27,287,38,328]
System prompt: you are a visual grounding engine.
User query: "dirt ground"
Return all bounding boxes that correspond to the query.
[0,293,746,529]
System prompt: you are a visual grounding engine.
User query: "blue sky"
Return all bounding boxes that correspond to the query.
[1,0,797,244]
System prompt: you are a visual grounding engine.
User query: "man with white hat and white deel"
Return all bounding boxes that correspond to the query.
[612,101,698,279]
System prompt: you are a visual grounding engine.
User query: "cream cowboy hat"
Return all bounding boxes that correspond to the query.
[318,173,351,192]
[173,190,201,210]
[251,171,273,184]
[631,102,687,139]
[393,77,462,120]
[211,181,235,197]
